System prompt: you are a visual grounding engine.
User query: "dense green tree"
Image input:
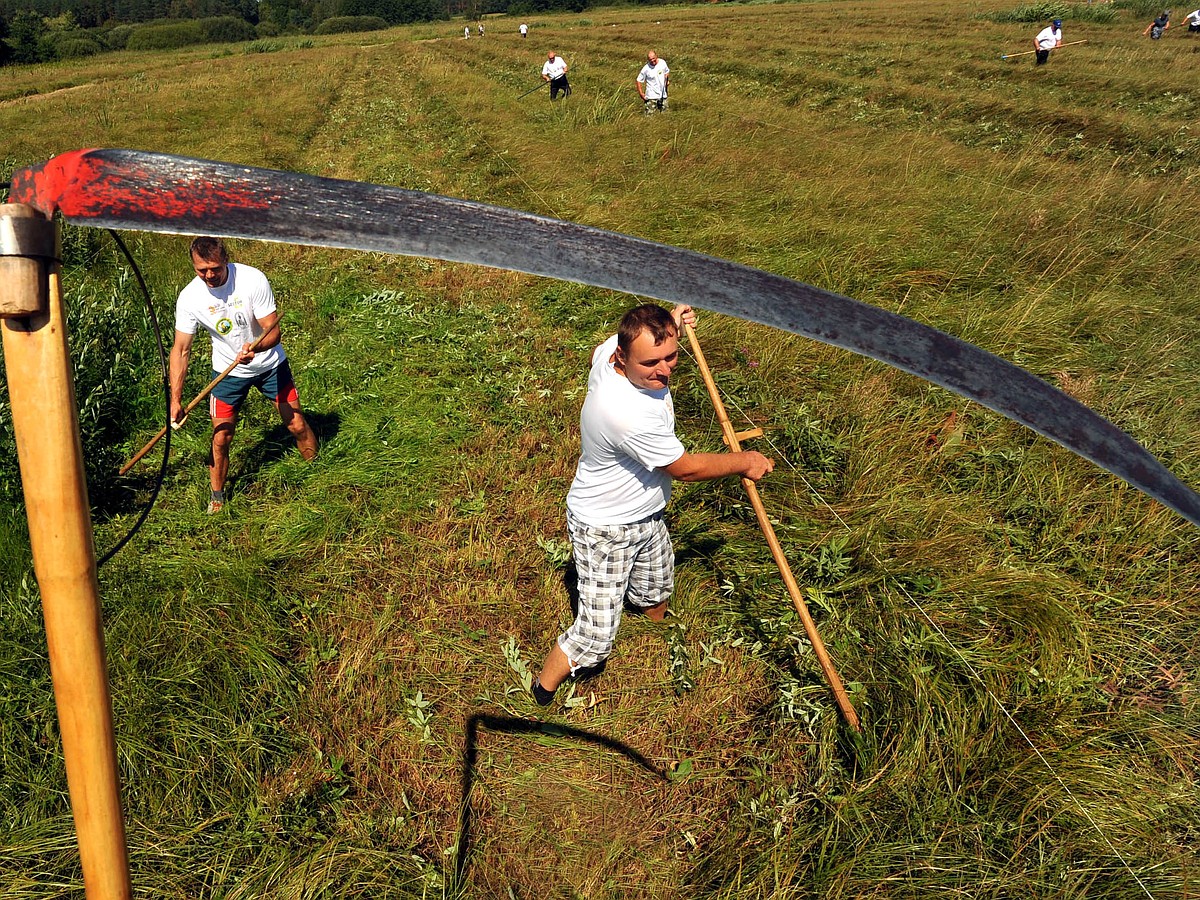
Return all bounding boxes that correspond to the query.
[7,9,48,61]
[0,15,12,63]
[167,0,255,23]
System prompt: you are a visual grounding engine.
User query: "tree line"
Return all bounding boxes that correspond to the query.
[0,0,603,65]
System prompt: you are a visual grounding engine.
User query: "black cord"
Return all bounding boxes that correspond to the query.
[96,230,171,568]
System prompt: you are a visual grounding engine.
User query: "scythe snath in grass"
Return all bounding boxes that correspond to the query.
[0,203,132,899]
[118,323,279,476]
[685,324,861,733]
[516,78,549,99]
[1000,39,1088,59]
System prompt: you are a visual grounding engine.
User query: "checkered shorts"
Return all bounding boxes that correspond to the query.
[556,508,675,670]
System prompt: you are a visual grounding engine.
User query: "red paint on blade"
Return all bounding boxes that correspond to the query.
[10,149,272,221]
[8,148,97,215]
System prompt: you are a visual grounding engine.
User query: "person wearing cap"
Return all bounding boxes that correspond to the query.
[1184,8,1200,31]
[541,50,570,100]
[1144,10,1171,37]
[1033,19,1063,65]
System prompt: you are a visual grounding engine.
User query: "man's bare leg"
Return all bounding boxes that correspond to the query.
[537,643,573,693]
[209,417,236,511]
[210,418,237,491]
[277,398,317,461]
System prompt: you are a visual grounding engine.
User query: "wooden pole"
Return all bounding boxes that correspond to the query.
[0,204,132,899]
[1001,39,1087,59]
[684,324,861,732]
[118,324,277,476]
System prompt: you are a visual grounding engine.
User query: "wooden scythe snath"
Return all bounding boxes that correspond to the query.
[1000,38,1088,59]
[685,325,861,732]
[0,203,133,899]
[119,324,278,476]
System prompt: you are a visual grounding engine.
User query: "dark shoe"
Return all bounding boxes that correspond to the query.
[531,677,556,707]
[569,659,607,682]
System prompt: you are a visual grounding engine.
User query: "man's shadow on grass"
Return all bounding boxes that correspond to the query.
[227,409,340,494]
[451,712,669,890]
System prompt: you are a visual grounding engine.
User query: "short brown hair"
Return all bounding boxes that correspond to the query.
[189,236,228,262]
[617,304,676,355]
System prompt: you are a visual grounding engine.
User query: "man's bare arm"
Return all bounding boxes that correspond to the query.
[168,329,194,422]
[662,450,773,483]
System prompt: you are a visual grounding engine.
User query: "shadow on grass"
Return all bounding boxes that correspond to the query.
[452,712,669,889]
[229,409,341,491]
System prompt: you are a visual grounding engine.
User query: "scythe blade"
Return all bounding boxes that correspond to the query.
[10,148,1200,526]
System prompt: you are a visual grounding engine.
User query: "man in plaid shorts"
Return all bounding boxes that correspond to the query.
[532,303,774,705]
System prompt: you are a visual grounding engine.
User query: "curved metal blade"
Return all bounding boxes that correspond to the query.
[11,148,1200,526]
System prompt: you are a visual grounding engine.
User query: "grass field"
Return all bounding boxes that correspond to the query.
[1,1,1198,897]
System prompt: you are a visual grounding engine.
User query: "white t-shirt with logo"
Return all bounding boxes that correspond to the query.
[637,58,670,100]
[542,56,568,79]
[566,335,686,526]
[174,262,285,377]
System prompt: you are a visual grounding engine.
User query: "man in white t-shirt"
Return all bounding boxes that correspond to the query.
[519,22,528,38]
[637,49,670,113]
[170,237,317,514]
[541,50,570,100]
[1185,8,1200,30]
[1033,19,1062,65]
[532,304,773,706]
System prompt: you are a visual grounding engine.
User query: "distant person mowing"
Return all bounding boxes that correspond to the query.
[170,238,318,514]
[636,49,670,112]
[1184,8,1200,30]
[1033,19,1062,65]
[520,22,528,38]
[542,50,570,99]
[1144,10,1170,37]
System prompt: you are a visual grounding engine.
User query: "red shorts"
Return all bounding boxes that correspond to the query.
[209,360,299,420]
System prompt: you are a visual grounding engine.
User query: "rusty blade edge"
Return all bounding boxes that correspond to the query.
[10,148,1199,527]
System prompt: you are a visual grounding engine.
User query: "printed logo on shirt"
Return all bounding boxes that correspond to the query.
[216,317,233,335]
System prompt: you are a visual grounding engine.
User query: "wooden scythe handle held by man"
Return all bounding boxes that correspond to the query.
[119,325,277,476]
[684,323,861,733]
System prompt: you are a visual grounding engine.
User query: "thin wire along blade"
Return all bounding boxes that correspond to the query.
[10,148,1199,527]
